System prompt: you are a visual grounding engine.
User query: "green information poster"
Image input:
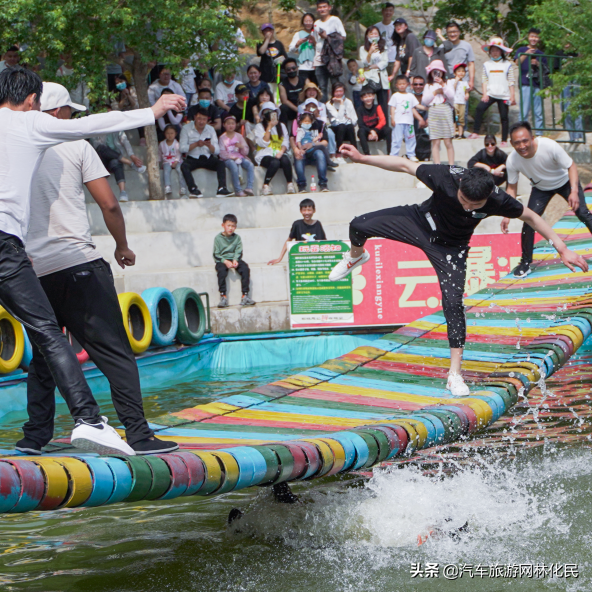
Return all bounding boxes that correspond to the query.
[288,240,353,327]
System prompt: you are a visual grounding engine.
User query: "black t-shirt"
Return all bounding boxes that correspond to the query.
[257,40,288,83]
[228,101,249,123]
[289,219,326,241]
[281,74,307,105]
[467,148,507,170]
[188,103,220,125]
[416,164,523,247]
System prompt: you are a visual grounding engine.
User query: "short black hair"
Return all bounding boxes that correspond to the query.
[360,85,376,96]
[383,2,395,8]
[300,198,316,209]
[283,57,298,69]
[395,74,409,84]
[412,75,425,82]
[347,58,358,65]
[194,107,210,119]
[528,27,541,35]
[509,120,533,137]
[161,87,174,95]
[6,45,19,53]
[446,21,461,30]
[301,12,315,26]
[0,65,42,107]
[247,64,261,73]
[223,214,237,224]
[459,168,495,202]
[198,87,212,96]
[317,0,331,5]
[163,124,177,134]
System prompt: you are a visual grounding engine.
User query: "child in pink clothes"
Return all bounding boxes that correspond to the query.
[219,114,255,197]
[158,124,188,198]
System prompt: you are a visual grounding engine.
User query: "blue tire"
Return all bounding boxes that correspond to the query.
[141,287,179,347]
[20,324,33,370]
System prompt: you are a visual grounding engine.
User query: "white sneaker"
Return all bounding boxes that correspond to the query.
[408,155,419,162]
[287,182,296,194]
[262,184,272,196]
[179,187,187,197]
[71,416,136,456]
[119,191,129,203]
[328,250,370,281]
[164,185,172,195]
[446,372,470,397]
[132,163,146,174]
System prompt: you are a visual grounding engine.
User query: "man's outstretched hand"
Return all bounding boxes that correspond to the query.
[151,93,186,119]
[339,144,364,162]
[560,247,588,273]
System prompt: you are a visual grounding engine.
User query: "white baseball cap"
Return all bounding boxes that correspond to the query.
[40,81,86,112]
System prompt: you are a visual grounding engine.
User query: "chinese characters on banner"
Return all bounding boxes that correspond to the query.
[289,234,523,329]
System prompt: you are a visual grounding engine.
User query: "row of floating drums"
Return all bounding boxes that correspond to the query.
[0,287,207,374]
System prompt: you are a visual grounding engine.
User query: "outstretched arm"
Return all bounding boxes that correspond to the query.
[339,144,420,175]
[519,207,588,272]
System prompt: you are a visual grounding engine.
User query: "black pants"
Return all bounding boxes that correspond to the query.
[358,126,392,155]
[0,233,101,434]
[376,89,388,126]
[23,259,153,447]
[279,104,298,127]
[260,155,293,184]
[350,205,468,348]
[331,124,357,151]
[473,97,510,142]
[181,155,227,192]
[215,260,250,295]
[521,181,592,263]
[95,145,125,183]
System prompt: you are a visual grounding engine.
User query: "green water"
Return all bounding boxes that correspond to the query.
[0,355,592,592]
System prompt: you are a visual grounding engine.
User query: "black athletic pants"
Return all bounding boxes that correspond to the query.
[181,155,227,192]
[358,126,392,156]
[95,145,125,184]
[522,180,592,264]
[215,260,251,295]
[350,205,468,348]
[331,123,358,151]
[23,259,153,447]
[472,97,510,142]
[260,155,293,185]
[0,233,102,436]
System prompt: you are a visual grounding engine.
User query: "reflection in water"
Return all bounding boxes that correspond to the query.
[0,347,591,591]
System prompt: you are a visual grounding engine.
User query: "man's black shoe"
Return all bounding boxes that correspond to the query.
[512,261,532,278]
[131,437,179,455]
[15,437,42,455]
[216,188,234,197]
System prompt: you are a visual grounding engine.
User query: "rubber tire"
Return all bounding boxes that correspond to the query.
[20,324,33,370]
[172,288,206,345]
[63,327,90,364]
[0,307,24,374]
[141,287,179,347]
[118,292,153,354]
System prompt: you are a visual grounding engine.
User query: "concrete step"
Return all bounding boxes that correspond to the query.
[210,300,290,334]
[88,185,431,236]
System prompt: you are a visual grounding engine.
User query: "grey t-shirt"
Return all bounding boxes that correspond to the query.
[27,140,108,277]
[443,40,475,80]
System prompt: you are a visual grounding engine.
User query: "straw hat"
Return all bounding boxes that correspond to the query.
[482,36,512,54]
[298,79,323,103]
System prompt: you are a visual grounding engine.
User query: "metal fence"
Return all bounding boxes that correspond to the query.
[518,52,586,143]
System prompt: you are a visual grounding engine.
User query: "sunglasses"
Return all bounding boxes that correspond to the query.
[485,142,496,146]
[412,83,424,86]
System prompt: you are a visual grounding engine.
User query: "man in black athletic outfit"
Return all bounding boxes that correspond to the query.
[330,144,588,396]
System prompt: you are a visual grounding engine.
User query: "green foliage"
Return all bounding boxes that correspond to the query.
[531,0,592,120]
[356,3,382,28]
[432,0,541,47]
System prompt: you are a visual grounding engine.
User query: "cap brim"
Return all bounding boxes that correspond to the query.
[68,100,87,112]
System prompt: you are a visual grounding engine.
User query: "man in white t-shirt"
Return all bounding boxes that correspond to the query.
[501,120,592,277]
[18,82,179,457]
[388,75,423,159]
[0,66,184,456]
[147,68,185,105]
[0,46,20,73]
[374,3,397,72]
[313,0,346,99]
[214,73,243,112]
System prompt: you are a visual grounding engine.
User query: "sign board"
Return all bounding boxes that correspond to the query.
[288,234,524,329]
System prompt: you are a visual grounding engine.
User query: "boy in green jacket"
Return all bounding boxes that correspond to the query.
[213,214,256,308]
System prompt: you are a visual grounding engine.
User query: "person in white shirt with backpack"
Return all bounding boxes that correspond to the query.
[468,37,515,146]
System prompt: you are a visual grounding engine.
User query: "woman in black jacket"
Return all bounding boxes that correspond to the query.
[467,135,508,186]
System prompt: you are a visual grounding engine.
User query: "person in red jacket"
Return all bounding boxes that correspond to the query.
[356,85,391,155]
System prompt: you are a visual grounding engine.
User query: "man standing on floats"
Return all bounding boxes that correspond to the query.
[330,143,588,396]
[0,66,183,456]
[16,82,179,456]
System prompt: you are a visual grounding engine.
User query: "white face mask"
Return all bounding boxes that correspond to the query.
[368,36,380,43]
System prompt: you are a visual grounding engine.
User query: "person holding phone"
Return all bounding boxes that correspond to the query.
[254,102,294,196]
[359,26,389,123]
[179,107,232,198]
[421,60,455,165]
